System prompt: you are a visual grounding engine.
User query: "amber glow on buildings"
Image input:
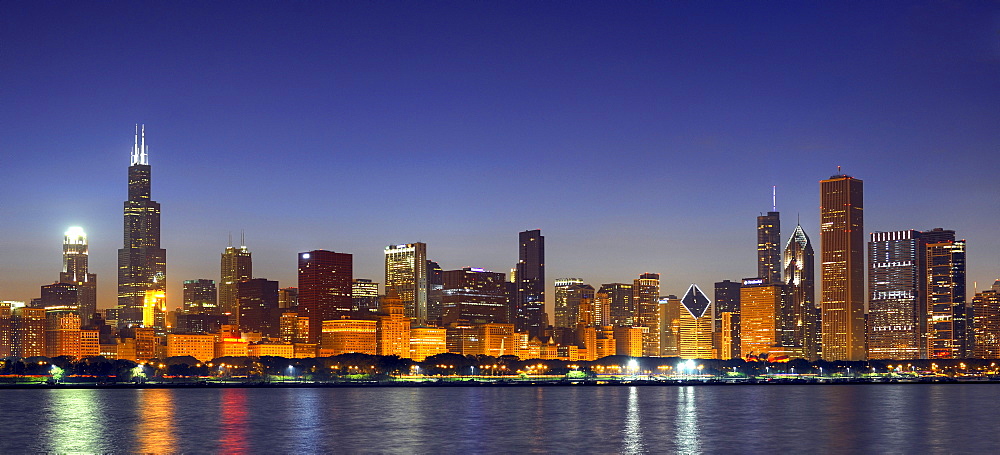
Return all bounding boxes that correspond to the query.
[820,174,865,361]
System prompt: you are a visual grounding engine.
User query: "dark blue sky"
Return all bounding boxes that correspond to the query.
[2,2,998,311]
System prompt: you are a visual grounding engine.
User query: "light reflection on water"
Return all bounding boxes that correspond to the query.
[2,384,1000,453]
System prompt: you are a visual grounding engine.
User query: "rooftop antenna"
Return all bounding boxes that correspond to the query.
[228,232,233,248]
[772,185,776,212]
[837,165,841,174]
[241,229,245,248]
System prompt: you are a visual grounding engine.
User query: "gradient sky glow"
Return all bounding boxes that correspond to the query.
[2,2,998,314]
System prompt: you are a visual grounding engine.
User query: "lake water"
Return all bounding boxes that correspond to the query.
[0,384,997,453]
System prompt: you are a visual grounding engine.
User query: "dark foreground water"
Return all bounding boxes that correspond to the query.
[0,384,998,453]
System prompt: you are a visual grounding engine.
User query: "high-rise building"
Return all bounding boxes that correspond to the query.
[278,287,298,309]
[757,210,782,284]
[678,284,716,359]
[820,173,865,361]
[427,260,444,323]
[117,125,167,328]
[13,307,46,358]
[183,279,218,314]
[600,283,634,327]
[220,240,252,320]
[441,268,509,326]
[924,229,967,358]
[554,278,585,328]
[740,279,797,359]
[59,227,97,324]
[784,224,818,360]
[515,230,546,338]
[45,307,81,358]
[237,278,280,337]
[659,295,681,357]
[376,290,411,357]
[972,281,1000,359]
[867,230,924,359]
[352,279,380,314]
[384,243,428,325]
[38,283,79,309]
[298,250,353,344]
[714,280,742,359]
[633,273,661,356]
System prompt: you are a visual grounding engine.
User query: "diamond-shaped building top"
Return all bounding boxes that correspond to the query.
[680,284,712,319]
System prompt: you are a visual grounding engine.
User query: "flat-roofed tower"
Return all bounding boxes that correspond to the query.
[820,173,865,361]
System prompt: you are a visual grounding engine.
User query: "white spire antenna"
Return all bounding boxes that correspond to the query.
[130,124,149,166]
[772,185,776,212]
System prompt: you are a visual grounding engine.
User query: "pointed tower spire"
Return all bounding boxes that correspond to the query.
[228,232,233,248]
[240,229,245,248]
[130,124,149,166]
[772,185,776,212]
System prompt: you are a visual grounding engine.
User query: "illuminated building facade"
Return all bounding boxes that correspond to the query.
[554,278,585,328]
[59,227,97,324]
[279,312,310,344]
[384,243,428,325]
[220,242,252,320]
[352,279,380,313]
[117,125,167,328]
[972,281,1000,359]
[441,268,508,325]
[298,250,353,344]
[166,333,216,362]
[757,210,782,284]
[13,307,46,357]
[0,302,13,357]
[45,307,81,358]
[80,329,100,358]
[321,319,377,356]
[924,229,967,358]
[39,282,79,309]
[783,224,817,360]
[659,295,680,357]
[515,229,546,338]
[633,273,661,356]
[599,283,634,327]
[377,290,411,357]
[142,290,166,333]
[820,174,865,361]
[183,279,218,314]
[409,327,447,361]
[867,230,924,359]
[714,280,741,359]
[678,284,716,359]
[740,280,797,358]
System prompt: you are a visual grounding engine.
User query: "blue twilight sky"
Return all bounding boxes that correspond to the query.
[1,2,998,313]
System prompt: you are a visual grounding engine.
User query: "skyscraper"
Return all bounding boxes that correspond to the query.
[182,279,218,314]
[554,278,585,328]
[757,208,782,284]
[678,284,716,359]
[740,279,796,358]
[784,224,818,360]
[440,268,509,326]
[59,227,97,324]
[820,173,865,361]
[384,243,428,325]
[237,278,280,336]
[633,273,661,356]
[972,281,1000,359]
[714,280,742,360]
[600,283,635,327]
[867,230,924,359]
[117,125,167,328]
[515,229,545,338]
[352,279,380,313]
[427,260,444,323]
[220,237,252,320]
[298,250,352,344]
[924,229,967,358]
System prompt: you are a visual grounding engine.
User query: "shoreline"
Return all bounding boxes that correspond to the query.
[1,377,996,389]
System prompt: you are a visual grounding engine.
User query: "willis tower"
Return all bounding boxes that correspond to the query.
[117,125,166,327]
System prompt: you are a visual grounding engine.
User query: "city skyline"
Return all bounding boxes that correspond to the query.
[2,2,998,311]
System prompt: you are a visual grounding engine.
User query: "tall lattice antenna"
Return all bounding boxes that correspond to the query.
[130,124,149,165]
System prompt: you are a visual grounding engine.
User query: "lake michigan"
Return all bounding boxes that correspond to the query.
[1,384,998,453]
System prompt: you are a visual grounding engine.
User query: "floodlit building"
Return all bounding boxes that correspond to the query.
[167,333,216,362]
[868,230,924,359]
[183,279,218,314]
[220,241,252,320]
[634,273,661,356]
[384,243,428,325]
[409,327,447,361]
[59,227,98,324]
[820,173,865,361]
[677,284,716,359]
[972,281,1000,359]
[924,230,967,358]
[321,319,377,356]
[352,279,380,313]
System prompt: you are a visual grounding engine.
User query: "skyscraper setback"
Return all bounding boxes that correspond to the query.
[819,173,865,361]
[117,125,166,328]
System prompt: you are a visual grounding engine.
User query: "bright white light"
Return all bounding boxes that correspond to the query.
[627,359,639,371]
[302,253,310,259]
